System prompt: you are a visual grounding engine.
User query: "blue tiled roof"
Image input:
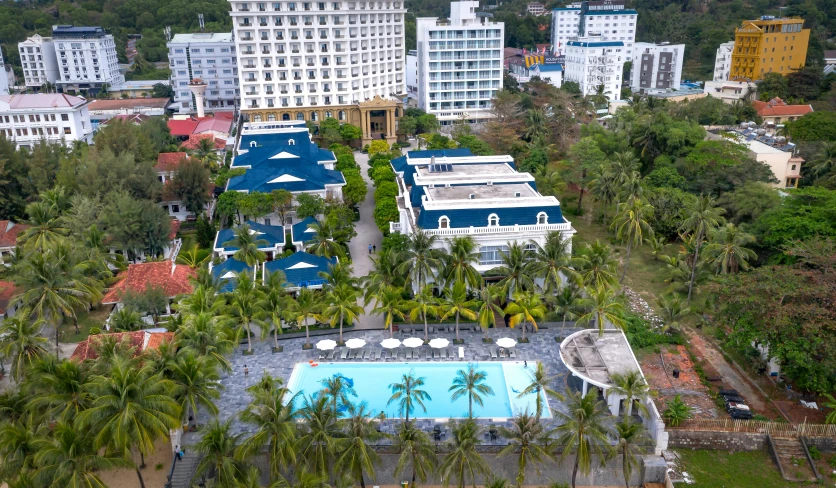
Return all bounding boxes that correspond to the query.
[263,252,337,289]
[390,155,408,173]
[232,145,336,169]
[535,63,564,72]
[211,258,254,293]
[214,221,286,253]
[567,40,625,47]
[291,216,319,246]
[410,181,533,208]
[226,161,345,194]
[585,9,637,15]
[240,130,315,149]
[416,206,565,229]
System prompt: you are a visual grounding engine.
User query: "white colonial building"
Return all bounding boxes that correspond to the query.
[629,42,684,95]
[0,94,93,149]
[18,35,60,88]
[415,1,504,124]
[52,25,124,91]
[564,37,625,102]
[390,148,575,272]
[167,32,240,114]
[550,1,637,56]
[713,40,735,82]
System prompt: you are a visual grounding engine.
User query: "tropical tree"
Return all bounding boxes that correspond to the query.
[475,284,504,340]
[239,382,300,482]
[397,230,443,293]
[321,282,363,344]
[443,236,483,288]
[655,294,691,334]
[297,395,341,476]
[284,287,321,348]
[260,270,290,351]
[611,197,654,284]
[504,291,546,342]
[614,421,647,488]
[704,223,757,274]
[495,242,535,296]
[662,395,693,427]
[449,363,495,417]
[306,221,344,259]
[223,224,268,266]
[498,411,553,487]
[192,419,250,487]
[439,281,478,342]
[178,285,226,315]
[810,141,836,179]
[552,389,614,488]
[680,195,725,303]
[529,233,577,296]
[607,370,650,417]
[0,315,48,383]
[577,286,626,336]
[574,240,619,290]
[518,362,563,419]
[821,393,836,424]
[176,245,211,268]
[319,373,358,416]
[109,306,145,332]
[553,285,584,328]
[368,284,406,338]
[387,371,432,424]
[168,351,223,427]
[20,201,68,252]
[176,312,235,372]
[438,419,491,488]
[588,168,618,227]
[336,402,383,488]
[188,136,221,166]
[227,271,264,354]
[0,416,43,484]
[407,285,439,342]
[393,422,438,487]
[26,356,94,422]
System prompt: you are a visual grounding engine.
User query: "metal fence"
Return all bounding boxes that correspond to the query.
[670,419,836,438]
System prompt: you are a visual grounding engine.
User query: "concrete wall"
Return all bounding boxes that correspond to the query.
[667,430,767,451]
[807,436,836,453]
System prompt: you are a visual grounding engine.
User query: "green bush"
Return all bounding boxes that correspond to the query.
[89,327,102,335]
[373,198,399,233]
[374,181,399,200]
[808,445,822,460]
[371,165,396,186]
[623,311,683,349]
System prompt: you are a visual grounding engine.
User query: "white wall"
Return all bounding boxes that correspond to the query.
[19,36,60,87]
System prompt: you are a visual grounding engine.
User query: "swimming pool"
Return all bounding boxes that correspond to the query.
[285,361,551,419]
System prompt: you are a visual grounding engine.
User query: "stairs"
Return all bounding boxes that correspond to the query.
[166,451,203,488]
[770,436,817,482]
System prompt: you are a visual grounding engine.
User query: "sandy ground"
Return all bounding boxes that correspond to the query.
[639,344,720,419]
[98,441,174,488]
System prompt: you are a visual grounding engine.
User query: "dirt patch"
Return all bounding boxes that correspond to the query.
[639,344,719,419]
[98,441,173,488]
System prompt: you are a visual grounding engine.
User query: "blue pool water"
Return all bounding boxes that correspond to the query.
[286,361,551,419]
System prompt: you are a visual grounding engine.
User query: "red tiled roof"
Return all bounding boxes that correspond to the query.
[103,114,150,125]
[101,261,195,304]
[155,152,188,172]
[88,98,170,111]
[0,221,29,248]
[753,98,813,117]
[167,119,200,136]
[70,331,175,362]
[146,332,175,350]
[168,219,181,240]
[179,134,226,150]
[194,117,232,135]
[0,280,21,315]
[168,112,234,137]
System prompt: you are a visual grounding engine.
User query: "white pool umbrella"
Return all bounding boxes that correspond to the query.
[428,338,450,349]
[380,338,402,349]
[345,338,366,349]
[402,337,424,348]
[496,337,517,348]
[315,339,338,350]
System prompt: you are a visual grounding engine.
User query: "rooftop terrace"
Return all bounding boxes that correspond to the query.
[425,182,537,201]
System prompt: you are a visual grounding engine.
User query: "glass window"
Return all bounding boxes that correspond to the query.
[479,245,508,266]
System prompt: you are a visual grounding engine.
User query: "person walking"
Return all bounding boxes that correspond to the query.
[373,244,376,253]
[244,365,249,378]
[368,244,373,254]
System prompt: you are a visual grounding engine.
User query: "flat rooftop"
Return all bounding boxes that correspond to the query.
[560,329,641,387]
[415,163,515,177]
[425,182,537,201]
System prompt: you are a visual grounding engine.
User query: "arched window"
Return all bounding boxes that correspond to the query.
[296,112,304,120]
[267,113,276,121]
[338,110,346,121]
[288,139,296,146]
[311,111,319,121]
[488,214,499,227]
[282,113,290,121]
[439,216,449,229]
[250,141,257,148]
[537,212,548,224]
[253,114,263,122]
[395,107,400,117]
[325,110,333,119]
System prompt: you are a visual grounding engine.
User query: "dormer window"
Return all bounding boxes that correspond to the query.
[250,141,257,148]
[537,212,548,224]
[439,216,449,229]
[488,214,499,227]
[289,138,296,145]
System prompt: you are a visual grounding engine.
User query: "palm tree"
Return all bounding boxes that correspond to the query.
[387,370,432,424]
[20,201,68,252]
[443,235,483,288]
[680,195,725,303]
[439,281,478,342]
[647,236,667,261]
[614,421,647,488]
[504,291,546,342]
[552,388,614,488]
[109,306,145,332]
[589,84,610,107]
[475,284,504,340]
[574,240,619,290]
[449,364,495,417]
[553,285,584,328]
[320,261,355,288]
[524,108,548,140]
[368,284,406,338]
[529,232,577,296]
[495,242,535,296]
[284,287,321,348]
[0,315,48,383]
[0,416,42,484]
[260,270,290,350]
[77,358,181,488]
[393,422,437,487]
[518,362,563,419]
[169,351,223,428]
[397,230,443,293]
[610,152,641,187]
[319,373,358,416]
[810,141,836,178]
[306,221,344,258]
[192,419,250,487]
[577,285,626,336]
[607,370,650,418]
[223,224,268,266]
[407,285,438,343]
[321,282,363,343]
[188,136,221,166]
[588,167,618,227]
[361,248,404,303]
[662,395,692,427]
[336,402,383,488]
[178,284,227,315]
[298,395,341,476]
[239,383,300,482]
[33,423,132,488]
[227,271,264,354]
[176,311,235,372]
[176,245,211,268]
[611,197,654,284]
[821,393,836,424]
[498,411,553,487]
[438,419,491,488]
[655,294,691,334]
[704,223,757,274]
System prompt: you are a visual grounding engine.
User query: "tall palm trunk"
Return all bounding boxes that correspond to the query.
[422,310,428,342]
[304,318,311,347]
[273,319,280,350]
[620,241,633,284]
[521,319,527,341]
[135,466,146,488]
[455,311,460,341]
[357,466,366,488]
[562,313,568,329]
[339,311,344,343]
[468,392,473,418]
[572,452,580,488]
[245,318,253,352]
[686,229,703,304]
[622,449,629,488]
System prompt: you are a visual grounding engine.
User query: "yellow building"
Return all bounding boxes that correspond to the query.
[730,17,809,81]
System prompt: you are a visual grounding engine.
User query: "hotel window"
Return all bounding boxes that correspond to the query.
[488,214,499,226]
[439,217,449,229]
[479,245,508,266]
[537,212,548,224]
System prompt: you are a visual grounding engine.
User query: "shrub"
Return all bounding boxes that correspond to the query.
[374,181,398,200]
[623,311,683,349]
[371,165,396,186]
[89,327,102,335]
[373,198,399,233]
[663,395,693,427]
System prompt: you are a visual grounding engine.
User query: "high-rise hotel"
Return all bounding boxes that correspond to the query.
[227,0,407,144]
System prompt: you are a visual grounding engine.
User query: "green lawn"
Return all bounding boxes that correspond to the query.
[677,449,812,488]
[61,307,112,343]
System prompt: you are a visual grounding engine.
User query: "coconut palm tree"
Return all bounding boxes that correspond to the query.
[498,411,553,487]
[821,393,836,424]
[178,284,227,315]
[176,311,235,372]
[306,221,344,259]
[504,291,546,342]
[20,201,68,252]
[223,224,268,267]
[475,284,504,340]
[298,394,341,476]
[610,152,641,187]
[368,284,407,338]
[361,248,404,302]
[320,261,356,288]
[0,315,48,383]
[588,167,618,227]
[574,240,619,290]
[518,362,563,419]
[260,270,290,350]
[524,108,548,141]
[614,421,647,488]
[443,235,483,288]
[176,245,211,268]
[552,285,584,329]
[529,232,577,296]
[449,363,495,417]
[495,242,536,296]
[607,370,650,418]
[143,336,180,379]
[32,422,132,488]
[227,271,265,354]
[168,351,223,428]
[680,195,725,303]
[0,416,43,484]
[26,356,94,422]
[439,281,478,342]
[387,370,432,424]
[239,383,300,482]
[188,136,221,166]
[319,373,358,416]
[321,282,363,344]
[109,306,145,332]
[438,419,490,488]
[192,418,250,487]
[611,197,654,284]
[577,285,626,336]
[810,141,836,178]
[284,288,321,348]
[655,294,690,334]
[336,402,383,488]
[393,422,438,487]
[552,388,614,488]
[407,285,439,343]
[397,230,443,293]
[704,223,757,274]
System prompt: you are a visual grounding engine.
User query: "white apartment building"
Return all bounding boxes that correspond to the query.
[18,35,59,88]
[713,40,735,81]
[629,42,684,94]
[564,37,625,102]
[227,0,407,144]
[527,2,546,15]
[0,94,93,150]
[406,49,418,94]
[168,32,239,114]
[550,1,637,56]
[52,25,124,91]
[415,1,504,124]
